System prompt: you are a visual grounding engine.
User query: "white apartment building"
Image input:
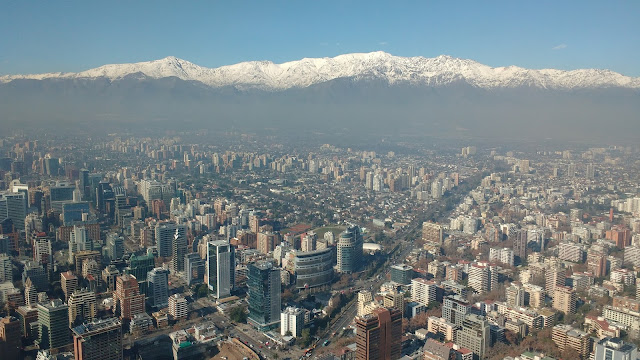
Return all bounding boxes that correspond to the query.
[411,278,437,306]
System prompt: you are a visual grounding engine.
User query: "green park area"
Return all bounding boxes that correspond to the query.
[312,225,347,239]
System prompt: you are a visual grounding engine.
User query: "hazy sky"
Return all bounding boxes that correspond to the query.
[2,1,639,76]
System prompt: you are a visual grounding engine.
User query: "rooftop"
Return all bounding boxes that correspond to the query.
[598,337,637,353]
[391,264,413,271]
[71,318,121,336]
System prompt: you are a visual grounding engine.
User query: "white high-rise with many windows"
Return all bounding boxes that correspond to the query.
[168,294,188,320]
[280,307,305,337]
[489,248,514,266]
[469,261,498,294]
[411,278,437,306]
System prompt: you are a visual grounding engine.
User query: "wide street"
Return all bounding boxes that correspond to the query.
[310,224,418,357]
[309,174,482,358]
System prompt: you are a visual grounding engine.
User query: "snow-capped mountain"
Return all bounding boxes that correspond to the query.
[2,51,639,90]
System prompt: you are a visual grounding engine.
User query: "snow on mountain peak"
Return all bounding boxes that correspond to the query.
[160,56,181,62]
[1,52,639,90]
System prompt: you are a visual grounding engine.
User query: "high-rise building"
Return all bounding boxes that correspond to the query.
[82,258,101,286]
[247,261,281,330]
[33,236,53,272]
[611,269,636,286]
[358,290,375,317]
[355,307,402,360]
[607,227,632,249]
[22,260,48,291]
[113,275,145,320]
[594,337,637,360]
[505,284,525,308]
[0,254,11,283]
[248,213,259,233]
[426,317,457,343]
[553,285,577,314]
[280,307,305,337]
[94,181,110,213]
[0,316,21,360]
[337,226,363,274]
[24,277,37,306]
[61,271,78,301]
[68,289,97,327]
[155,222,185,259]
[488,248,514,266]
[442,295,471,326]
[79,169,90,199]
[512,229,527,260]
[72,318,123,360]
[383,291,406,317]
[69,226,93,264]
[558,242,585,263]
[456,314,490,359]
[105,234,124,261]
[427,260,445,279]
[257,231,277,254]
[37,299,70,350]
[602,306,640,339]
[390,264,413,285]
[43,156,60,176]
[586,164,596,180]
[168,294,188,321]
[102,265,120,292]
[624,246,640,268]
[588,251,608,278]
[552,324,592,359]
[61,201,90,226]
[422,222,444,245]
[58,223,101,246]
[372,173,384,192]
[184,253,205,286]
[16,305,38,340]
[0,191,27,231]
[0,234,13,254]
[74,250,101,277]
[300,231,317,252]
[171,226,188,273]
[468,261,498,294]
[411,278,437,306]
[568,163,577,177]
[431,179,442,199]
[441,279,466,298]
[138,179,173,204]
[462,217,479,235]
[566,273,592,291]
[49,182,75,208]
[324,231,335,246]
[365,172,374,190]
[292,247,334,290]
[207,240,235,299]
[147,268,169,309]
[545,267,566,299]
[127,253,155,282]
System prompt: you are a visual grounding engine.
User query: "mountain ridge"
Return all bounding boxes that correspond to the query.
[2,51,639,90]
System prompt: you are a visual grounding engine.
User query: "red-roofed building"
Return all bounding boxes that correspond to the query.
[584,315,621,339]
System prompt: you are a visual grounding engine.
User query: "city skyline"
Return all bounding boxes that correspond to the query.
[1,2,639,359]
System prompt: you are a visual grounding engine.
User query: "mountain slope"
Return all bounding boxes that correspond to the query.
[1,52,639,143]
[2,52,639,90]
